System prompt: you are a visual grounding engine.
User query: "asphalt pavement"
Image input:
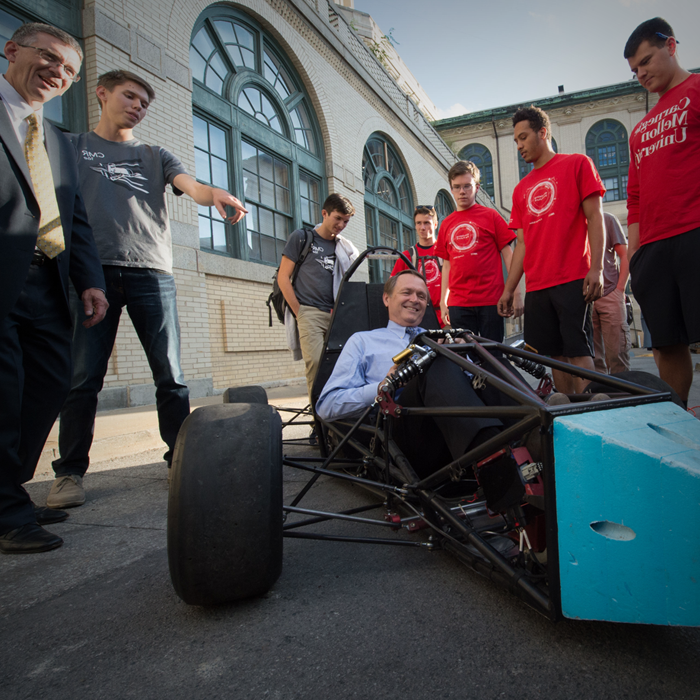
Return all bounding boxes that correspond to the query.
[2,353,700,700]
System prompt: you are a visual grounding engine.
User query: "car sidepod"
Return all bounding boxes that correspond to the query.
[553,401,700,626]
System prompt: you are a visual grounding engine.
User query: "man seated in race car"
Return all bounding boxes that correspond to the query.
[315,270,516,477]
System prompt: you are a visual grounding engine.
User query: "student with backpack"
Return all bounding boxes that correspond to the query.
[277,194,358,435]
[390,205,445,327]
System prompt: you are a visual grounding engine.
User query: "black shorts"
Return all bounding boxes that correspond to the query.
[630,227,700,347]
[524,279,593,357]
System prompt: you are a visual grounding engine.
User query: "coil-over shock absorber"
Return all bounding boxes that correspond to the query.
[383,345,437,394]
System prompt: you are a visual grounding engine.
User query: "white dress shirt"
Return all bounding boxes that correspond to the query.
[0,73,44,147]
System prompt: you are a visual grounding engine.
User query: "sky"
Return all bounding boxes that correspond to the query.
[354,0,700,120]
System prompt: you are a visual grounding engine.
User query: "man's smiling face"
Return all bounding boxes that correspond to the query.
[384,273,428,327]
[4,32,81,107]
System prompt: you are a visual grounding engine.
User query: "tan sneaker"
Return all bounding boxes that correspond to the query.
[46,475,85,509]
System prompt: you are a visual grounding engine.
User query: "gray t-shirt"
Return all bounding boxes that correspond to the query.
[282,227,336,312]
[602,212,627,296]
[67,132,188,273]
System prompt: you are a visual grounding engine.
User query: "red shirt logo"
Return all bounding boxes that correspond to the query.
[422,258,440,284]
[527,179,557,216]
[450,222,479,252]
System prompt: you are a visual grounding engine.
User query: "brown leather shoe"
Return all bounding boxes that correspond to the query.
[0,523,63,554]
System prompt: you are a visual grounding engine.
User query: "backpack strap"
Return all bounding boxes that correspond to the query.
[291,228,314,286]
[409,245,418,269]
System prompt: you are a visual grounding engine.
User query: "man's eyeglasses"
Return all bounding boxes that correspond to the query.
[17,44,81,82]
[655,32,679,44]
[414,205,436,212]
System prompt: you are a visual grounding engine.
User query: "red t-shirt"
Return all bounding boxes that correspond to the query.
[627,73,700,247]
[391,242,444,326]
[509,153,605,292]
[435,204,515,306]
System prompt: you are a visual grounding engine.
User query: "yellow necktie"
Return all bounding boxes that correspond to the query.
[24,113,65,258]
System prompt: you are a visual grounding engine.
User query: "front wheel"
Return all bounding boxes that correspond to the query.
[167,403,283,605]
[584,370,684,408]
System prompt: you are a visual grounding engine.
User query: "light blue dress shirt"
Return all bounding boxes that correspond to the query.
[316,320,425,421]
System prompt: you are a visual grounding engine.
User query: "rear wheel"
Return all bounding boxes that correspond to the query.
[223,385,268,405]
[168,403,283,605]
[583,370,684,408]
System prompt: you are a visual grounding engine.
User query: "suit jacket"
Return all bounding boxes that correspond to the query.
[0,99,105,320]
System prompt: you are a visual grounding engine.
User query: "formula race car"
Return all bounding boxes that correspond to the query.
[167,247,700,626]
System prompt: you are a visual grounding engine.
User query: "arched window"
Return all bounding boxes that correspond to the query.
[457,143,494,198]
[362,134,414,282]
[586,120,629,202]
[190,8,324,264]
[518,137,558,179]
[434,189,454,228]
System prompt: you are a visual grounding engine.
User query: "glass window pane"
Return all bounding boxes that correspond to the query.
[198,216,212,247]
[275,185,290,213]
[211,157,229,189]
[308,178,319,203]
[239,89,257,115]
[258,151,274,181]
[205,69,223,95]
[301,198,310,224]
[212,220,227,252]
[192,28,215,59]
[274,159,289,188]
[259,208,274,235]
[240,47,255,69]
[190,47,206,83]
[224,44,245,67]
[274,213,289,240]
[194,148,211,183]
[214,20,236,44]
[234,23,255,51]
[260,177,275,207]
[249,232,261,260]
[267,114,282,134]
[244,173,259,202]
[241,142,257,172]
[261,235,276,263]
[193,116,208,149]
[209,124,226,155]
[247,204,259,231]
[299,174,309,199]
[209,52,228,79]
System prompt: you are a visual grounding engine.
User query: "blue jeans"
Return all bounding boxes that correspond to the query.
[53,266,190,476]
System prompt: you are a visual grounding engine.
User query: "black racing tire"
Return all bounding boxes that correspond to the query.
[583,370,684,408]
[223,385,268,405]
[168,403,283,605]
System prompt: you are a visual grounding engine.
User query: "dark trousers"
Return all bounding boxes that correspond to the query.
[54,266,190,476]
[391,356,514,479]
[0,263,72,532]
[448,305,504,343]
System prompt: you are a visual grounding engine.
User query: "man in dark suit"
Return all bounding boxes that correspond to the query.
[0,23,107,553]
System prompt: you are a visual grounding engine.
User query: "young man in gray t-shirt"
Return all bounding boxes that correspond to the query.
[278,194,356,434]
[48,70,247,510]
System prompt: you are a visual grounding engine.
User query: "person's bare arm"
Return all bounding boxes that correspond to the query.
[581,194,604,303]
[614,243,629,292]
[277,256,300,316]
[500,243,523,318]
[498,230,524,317]
[439,258,451,326]
[172,174,248,224]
